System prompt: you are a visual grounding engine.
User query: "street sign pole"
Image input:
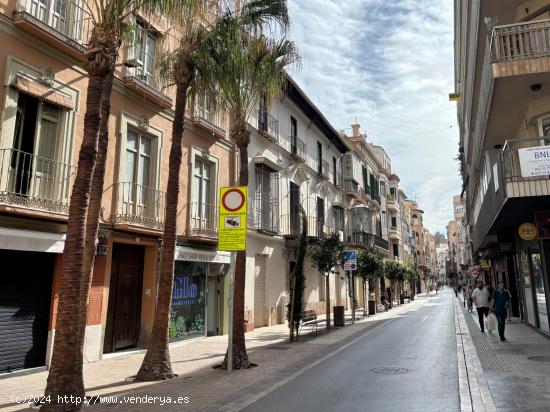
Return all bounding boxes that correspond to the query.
[227,252,235,372]
[350,270,355,324]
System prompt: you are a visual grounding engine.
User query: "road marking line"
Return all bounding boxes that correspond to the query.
[235,318,396,411]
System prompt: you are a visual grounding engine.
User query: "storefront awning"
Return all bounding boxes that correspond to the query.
[0,227,65,253]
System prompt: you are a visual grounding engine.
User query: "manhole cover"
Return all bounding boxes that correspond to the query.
[370,367,408,374]
[527,356,550,362]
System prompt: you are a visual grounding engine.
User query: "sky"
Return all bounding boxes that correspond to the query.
[286,0,461,235]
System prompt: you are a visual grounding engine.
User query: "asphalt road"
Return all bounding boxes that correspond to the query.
[244,290,459,412]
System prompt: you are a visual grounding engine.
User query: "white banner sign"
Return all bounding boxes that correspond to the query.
[518,145,550,177]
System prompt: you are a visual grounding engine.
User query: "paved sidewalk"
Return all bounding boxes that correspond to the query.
[461,297,550,411]
[0,296,430,411]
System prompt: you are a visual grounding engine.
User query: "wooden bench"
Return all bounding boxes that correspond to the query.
[299,309,323,337]
[353,300,365,320]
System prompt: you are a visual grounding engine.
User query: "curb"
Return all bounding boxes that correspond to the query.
[454,298,496,412]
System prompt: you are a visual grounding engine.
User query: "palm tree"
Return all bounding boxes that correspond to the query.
[207,12,297,369]
[136,0,293,379]
[43,0,166,408]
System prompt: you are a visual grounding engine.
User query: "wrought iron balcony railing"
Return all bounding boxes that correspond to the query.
[191,100,226,136]
[290,136,306,162]
[249,191,279,234]
[123,45,172,108]
[257,109,279,143]
[188,201,218,238]
[492,20,550,63]
[112,182,165,230]
[15,0,92,46]
[0,148,75,215]
[280,213,332,239]
[373,234,389,251]
[318,159,329,179]
[344,179,362,198]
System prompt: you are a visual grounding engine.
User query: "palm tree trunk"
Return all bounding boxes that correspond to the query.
[232,137,251,368]
[43,74,105,411]
[79,70,114,331]
[136,81,190,381]
[221,119,252,370]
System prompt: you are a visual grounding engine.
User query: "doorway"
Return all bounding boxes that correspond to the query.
[254,255,267,327]
[104,244,144,353]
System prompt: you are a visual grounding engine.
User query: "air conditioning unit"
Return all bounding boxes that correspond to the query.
[124,58,143,68]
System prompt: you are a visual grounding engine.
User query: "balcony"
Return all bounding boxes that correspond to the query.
[491,20,550,77]
[0,148,75,217]
[191,101,226,138]
[14,0,92,60]
[344,229,372,248]
[317,159,329,180]
[362,184,371,202]
[280,214,332,239]
[389,226,401,240]
[290,136,306,162]
[111,182,165,231]
[257,109,279,143]
[472,137,550,251]
[373,235,389,252]
[344,179,362,199]
[371,192,381,205]
[123,47,172,109]
[386,194,398,210]
[188,202,218,240]
[249,191,279,234]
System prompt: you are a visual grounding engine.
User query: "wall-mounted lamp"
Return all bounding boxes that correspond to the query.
[96,232,110,256]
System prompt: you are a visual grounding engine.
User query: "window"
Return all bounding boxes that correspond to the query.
[125,128,153,204]
[317,142,323,173]
[317,197,325,236]
[380,181,386,196]
[290,116,297,152]
[130,19,158,87]
[333,206,344,232]
[391,216,397,229]
[193,157,213,206]
[333,156,337,185]
[253,164,279,232]
[289,181,300,235]
[538,115,550,137]
[393,243,399,258]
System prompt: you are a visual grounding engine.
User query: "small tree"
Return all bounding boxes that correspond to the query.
[287,205,307,342]
[385,261,404,306]
[309,233,345,332]
[357,251,384,306]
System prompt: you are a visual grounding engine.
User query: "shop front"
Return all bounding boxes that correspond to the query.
[170,246,231,342]
[515,236,550,335]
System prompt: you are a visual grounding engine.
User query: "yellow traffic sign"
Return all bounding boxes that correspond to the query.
[218,186,247,251]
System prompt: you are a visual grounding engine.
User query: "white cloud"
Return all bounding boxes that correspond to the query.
[287,0,460,234]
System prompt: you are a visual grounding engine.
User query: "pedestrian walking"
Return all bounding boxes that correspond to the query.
[454,286,458,297]
[463,284,469,308]
[491,282,511,341]
[471,280,491,333]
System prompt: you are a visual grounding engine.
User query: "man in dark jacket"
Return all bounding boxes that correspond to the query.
[491,282,511,341]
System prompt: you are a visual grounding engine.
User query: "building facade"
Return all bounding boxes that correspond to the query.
[454,0,550,332]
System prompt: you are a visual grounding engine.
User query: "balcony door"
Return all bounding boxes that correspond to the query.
[254,164,279,233]
[124,129,153,218]
[191,157,213,234]
[289,182,300,235]
[130,20,157,88]
[316,197,324,238]
[290,116,297,153]
[8,94,62,201]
